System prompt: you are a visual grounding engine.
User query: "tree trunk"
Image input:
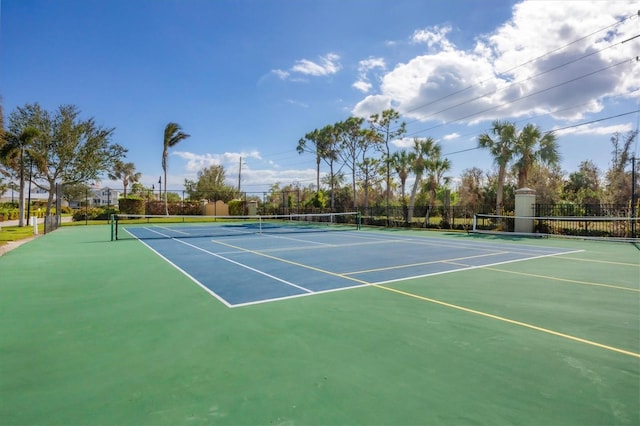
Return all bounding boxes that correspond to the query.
[351,165,357,209]
[423,206,431,227]
[164,170,169,215]
[407,171,422,223]
[316,158,320,192]
[496,164,506,215]
[18,171,25,227]
[330,162,335,211]
[45,181,56,216]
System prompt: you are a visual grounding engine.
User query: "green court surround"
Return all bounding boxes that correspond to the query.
[1,225,638,425]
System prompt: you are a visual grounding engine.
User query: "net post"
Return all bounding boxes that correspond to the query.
[110,214,115,241]
[472,214,477,232]
[357,212,361,230]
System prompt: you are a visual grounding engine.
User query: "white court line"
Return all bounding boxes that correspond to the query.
[371,249,585,286]
[147,224,256,237]
[261,233,335,246]
[123,228,233,308]
[172,238,313,294]
[215,238,413,256]
[346,230,573,255]
[230,248,585,308]
[127,227,313,295]
[127,227,583,308]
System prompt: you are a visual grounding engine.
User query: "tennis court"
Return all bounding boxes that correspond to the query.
[0,222,638,424]
[117,215,581,307]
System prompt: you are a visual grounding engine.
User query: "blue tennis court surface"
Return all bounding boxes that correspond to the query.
[128,228,580,307]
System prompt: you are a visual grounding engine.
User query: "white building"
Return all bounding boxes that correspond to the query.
[92,187,120,207]
[1,185,119,207]
[68,187,121,208]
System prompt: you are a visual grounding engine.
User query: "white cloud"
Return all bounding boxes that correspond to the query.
[352,57,386,93]
[170,150,319,193]
[358,57,386,73]
[291,53,342,77]
[271,69,290,80]
[172,151,220,172]
[443,133,460,141]
[392,137,415,149]
[353,0,637,125]
[352,94,392,118]
[173,150,261,173]
[239,168,319,193]
[411,25,455,51]
[271,53,342,83]
[553,122,633,137]
[352,80,372,93]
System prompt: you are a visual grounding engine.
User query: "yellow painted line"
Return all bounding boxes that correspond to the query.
[344,252,507,275]
[210,239,369,285]
[210,239,640,358]
[484,267,640,292]
[373,284,640,359]
[551,256,639,267]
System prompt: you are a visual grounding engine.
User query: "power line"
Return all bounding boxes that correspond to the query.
[423,89,639,145]
[407,57,634,137]
[248,11,640,187]
[400,11,637,122]
[442,109,640,158]
[408,38,636,126]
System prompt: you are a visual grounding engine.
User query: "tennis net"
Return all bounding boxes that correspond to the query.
[111,212,360,240]
[472,213,640,240]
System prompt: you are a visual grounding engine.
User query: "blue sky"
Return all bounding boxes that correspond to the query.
[1,0,638,195]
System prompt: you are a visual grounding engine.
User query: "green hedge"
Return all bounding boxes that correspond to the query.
[73,207,117,221]
[118,197,145,215]
[228,199,246,215]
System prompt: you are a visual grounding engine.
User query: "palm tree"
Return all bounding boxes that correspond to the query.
[478,120,516,215]
[513,124,560,188]
[407,137,436,222]
[108,161,141,197]
[424,150,452,223]
[162,122,190,215]
[391,149,412,201]
[0,127,39,226]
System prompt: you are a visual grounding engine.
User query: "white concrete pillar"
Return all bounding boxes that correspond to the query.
[514,188,536,233]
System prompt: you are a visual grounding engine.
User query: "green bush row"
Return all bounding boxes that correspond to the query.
[0,206,73,221]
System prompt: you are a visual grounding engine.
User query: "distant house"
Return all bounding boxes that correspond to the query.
[1,185,119,208]
[92,187,120,207]
[68,187,121,208]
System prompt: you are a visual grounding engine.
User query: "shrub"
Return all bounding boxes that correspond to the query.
[228,199,246,216]
[118,197,145,215]
[72,207,117,221]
